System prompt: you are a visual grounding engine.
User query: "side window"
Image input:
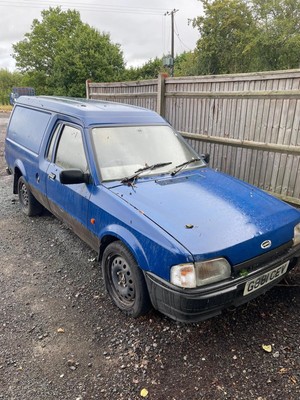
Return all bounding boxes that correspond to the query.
[55,125,88,172]
[47,124,61,161]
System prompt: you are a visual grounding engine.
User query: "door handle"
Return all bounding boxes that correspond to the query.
[48,172,56,181]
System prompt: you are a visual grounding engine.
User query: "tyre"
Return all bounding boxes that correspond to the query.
[102,241,151,317]
[18,176,43,216]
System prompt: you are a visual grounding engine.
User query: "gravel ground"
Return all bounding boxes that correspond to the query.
[0,112,300,400]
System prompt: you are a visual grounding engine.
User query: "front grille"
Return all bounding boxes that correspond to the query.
[233,240,294,277]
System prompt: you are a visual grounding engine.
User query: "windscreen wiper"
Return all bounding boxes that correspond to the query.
[171,158,201,176]
[121,162,172,184]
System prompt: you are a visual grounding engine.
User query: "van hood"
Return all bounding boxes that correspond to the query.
[108,168,300,265]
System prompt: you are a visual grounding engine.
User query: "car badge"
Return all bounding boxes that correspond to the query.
[261,240,272,249]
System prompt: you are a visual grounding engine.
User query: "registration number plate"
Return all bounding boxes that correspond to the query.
[243,261,289,296]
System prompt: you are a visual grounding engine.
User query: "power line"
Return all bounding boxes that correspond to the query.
[0,1,168,15]
[174,21,193,52]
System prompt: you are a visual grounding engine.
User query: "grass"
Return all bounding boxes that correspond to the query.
[0,105,12,112]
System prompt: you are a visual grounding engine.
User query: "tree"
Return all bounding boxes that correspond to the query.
[193,0,258,74]
[190,0,300,75]
[13,8,80,74]
[174,51,200,76]
[124,58,167,81]
[13,7,125,96]
[250,0,300,70]
[49,24,125,96]
[0,69,23,105]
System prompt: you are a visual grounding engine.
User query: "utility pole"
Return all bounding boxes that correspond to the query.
[164,9,178,77]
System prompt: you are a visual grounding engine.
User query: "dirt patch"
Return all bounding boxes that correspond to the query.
[0,113,299,399]
[0,106,12,113]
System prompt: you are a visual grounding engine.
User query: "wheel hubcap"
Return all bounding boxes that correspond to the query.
[117,270,127,287]
[111,256,135,304]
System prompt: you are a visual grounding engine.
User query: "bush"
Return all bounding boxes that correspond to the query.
[0,69,23,105]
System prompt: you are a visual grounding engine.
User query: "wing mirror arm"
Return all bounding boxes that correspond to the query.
[201,153,210,164]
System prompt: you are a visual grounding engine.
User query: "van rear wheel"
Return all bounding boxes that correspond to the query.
[18,176,43,216]
[102,241,151,318]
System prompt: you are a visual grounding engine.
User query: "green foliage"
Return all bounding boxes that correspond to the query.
[250,0,300,70]
[174,52,200,76]
[50,24,125,96]
[123,58,168,81]
[13,7,125,96]
[191,0,300,75]
[13,7,81,76]
[0,69,23,105]
[193,0,258,74]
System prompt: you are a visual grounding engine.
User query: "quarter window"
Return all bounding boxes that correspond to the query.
[47,124,61,161]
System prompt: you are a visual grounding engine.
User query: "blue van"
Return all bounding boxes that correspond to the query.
[5,96,300,322]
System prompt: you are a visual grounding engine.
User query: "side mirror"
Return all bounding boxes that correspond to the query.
[201,153,210,164]
[60,169,91,185]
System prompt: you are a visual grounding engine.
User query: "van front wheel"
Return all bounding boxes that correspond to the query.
[18,176,43,216]
[102,241,151,318]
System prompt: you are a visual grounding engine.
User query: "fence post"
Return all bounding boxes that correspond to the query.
[157,73,167,117]
[86,79,91,99]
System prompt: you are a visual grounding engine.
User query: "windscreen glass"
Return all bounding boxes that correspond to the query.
[91,125,204,181]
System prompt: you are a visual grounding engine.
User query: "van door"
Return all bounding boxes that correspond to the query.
[45,123,98,249]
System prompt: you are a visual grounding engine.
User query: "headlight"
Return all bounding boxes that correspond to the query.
[171,258,231,288]
[195,258,231,286]
[294,223,300,246]
[171,263,196,288]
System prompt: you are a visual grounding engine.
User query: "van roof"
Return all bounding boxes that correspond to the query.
[15,96,165,126]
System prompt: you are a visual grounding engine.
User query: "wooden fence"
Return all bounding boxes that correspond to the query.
[86,70,300,206]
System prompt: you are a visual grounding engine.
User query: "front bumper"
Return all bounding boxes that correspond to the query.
[145,243,300,323]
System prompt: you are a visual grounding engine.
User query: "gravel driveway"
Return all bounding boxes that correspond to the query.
[0,112,299,400]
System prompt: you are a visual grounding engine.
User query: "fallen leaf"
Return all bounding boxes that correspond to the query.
[278,368,288,374]
[262,344,272,353]
[140,388,148,397]
[290,376,297,384]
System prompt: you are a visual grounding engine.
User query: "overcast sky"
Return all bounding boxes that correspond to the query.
[0,0,203,71]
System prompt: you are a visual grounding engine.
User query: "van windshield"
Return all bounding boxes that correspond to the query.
[91,125,204,182]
